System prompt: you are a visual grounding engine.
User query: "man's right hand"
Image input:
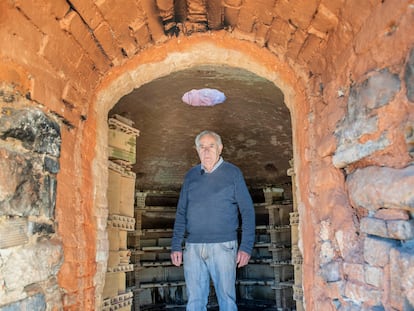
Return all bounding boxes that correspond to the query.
[170,251,183,266]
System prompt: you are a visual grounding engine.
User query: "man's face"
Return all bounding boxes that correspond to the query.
[196,134,223,172]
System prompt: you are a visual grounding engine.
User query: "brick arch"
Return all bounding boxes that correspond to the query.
[2,1,412,309]
[91,33,312,309]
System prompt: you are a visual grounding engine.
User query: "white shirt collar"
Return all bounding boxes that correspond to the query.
[201,157,223,173]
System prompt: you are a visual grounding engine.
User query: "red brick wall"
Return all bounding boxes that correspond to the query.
[1,0,413,309]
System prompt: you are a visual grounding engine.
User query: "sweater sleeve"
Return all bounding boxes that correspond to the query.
[235,171,256,255]
[171,180,188,252]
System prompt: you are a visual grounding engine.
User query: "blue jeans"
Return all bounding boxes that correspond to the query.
[183,241,238,311]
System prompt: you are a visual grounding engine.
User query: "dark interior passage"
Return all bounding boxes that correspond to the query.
[108,66,298,309]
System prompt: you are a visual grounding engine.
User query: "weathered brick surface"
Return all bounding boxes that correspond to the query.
[60,11,110,73]
[310,3,339,36]
[223,4,239,27]
[93,22,126,65]
[140,0,167,43]
[353,1,409,55]
[95,0,141,57]
[236,5,255,33]
[1,1,414,310]
[0,3,46,70]
[69,0,104,30]
[206,0,224,30]
[14,0,70,28]
[267,18,293,51]
[298,34,327,74]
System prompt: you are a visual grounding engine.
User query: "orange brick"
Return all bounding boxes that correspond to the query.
[15,0,70,23]
[243,0,275,25]
[341,0,377,34]
[96,0,141,56]
[268,18,294,49]
[1,4,44,63]
[140,0,167,44]
[274,0,318,30]
[61,11,110,73]
[69,0,104,30]
[223,6,239,27]
[30,71,65,110]
[286,29,307,60]
[93,22,125,65]
[310,4,339,36]
[237,6,255,33]
[298,33,323,64]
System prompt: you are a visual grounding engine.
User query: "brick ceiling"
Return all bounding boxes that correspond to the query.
[110,65,293,191]
[3,0,379,191]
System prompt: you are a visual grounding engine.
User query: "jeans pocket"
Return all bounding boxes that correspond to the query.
[220,240,237,252]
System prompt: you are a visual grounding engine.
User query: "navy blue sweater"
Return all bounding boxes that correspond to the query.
[171,161,256,255]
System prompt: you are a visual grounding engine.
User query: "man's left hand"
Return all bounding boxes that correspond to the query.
[236,250,251,268]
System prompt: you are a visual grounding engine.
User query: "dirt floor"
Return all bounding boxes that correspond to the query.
[142,301,291,310]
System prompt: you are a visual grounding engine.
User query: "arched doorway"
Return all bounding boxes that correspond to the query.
[93,35,310,310]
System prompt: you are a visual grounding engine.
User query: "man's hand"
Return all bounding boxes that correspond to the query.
[171,251,183,266]
[236,250,251,268]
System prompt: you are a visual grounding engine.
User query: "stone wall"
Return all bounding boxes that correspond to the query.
[304,47,414,310]
[0,85,63,310]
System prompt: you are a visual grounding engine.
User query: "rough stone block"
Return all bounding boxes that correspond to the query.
[364,265,383,289]
[374,209,409,221]
[343,262,364,283]
[0,293,46,311]
[320,241,335,264]
[333,69,400,168]
[390,246,414,309]
[360,217,387,238]
[347,165,414,211]
[364,236,398,267]
[320,260,342,283]
[344,281,382,306]
[360,69,401,110]
[1,240,63,291]
[0,148,55,217]
[405,47,414,102]
[0,107,61,156]
[387,220,414,240]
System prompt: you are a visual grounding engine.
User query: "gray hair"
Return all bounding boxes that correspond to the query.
[195,130,223,148]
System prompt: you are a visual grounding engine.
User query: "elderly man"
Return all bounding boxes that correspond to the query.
[170,130,256,311]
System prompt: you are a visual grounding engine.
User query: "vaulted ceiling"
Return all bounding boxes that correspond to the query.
[3,0,381,192]
[110,64,292,191]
